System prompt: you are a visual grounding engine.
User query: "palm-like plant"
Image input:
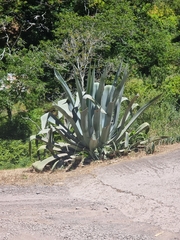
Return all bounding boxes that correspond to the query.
[30,63,160,171]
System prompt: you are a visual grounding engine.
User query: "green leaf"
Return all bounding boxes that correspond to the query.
[113,96,129,132]
[83,94,106,114]
[93,107,101,139]
[89,136,99,153]
[57,99,72,118]
[75,76,83,101]
[124,132,129,148]
[55,127,83,151]
[118,95,139,129]
[40,113,49,130]
[100,124,111,145]
[54,104,83,140]
[32,153,67,172]
[95,68,106,104]
[87,67,95,95]
[101,85,115,112]
[112,65,128,102]
[115,94,162,144]
[113,61,124,86]
[104,101,114,127]
[80,107,90,147]
[54,69,75,106]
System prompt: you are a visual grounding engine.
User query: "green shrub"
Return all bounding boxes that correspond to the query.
[162,74,180,108]
[124,77,180,138]
[0,113,31,140]
[0,140,32,169]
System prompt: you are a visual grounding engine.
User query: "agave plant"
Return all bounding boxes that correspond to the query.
[30,63,160,171]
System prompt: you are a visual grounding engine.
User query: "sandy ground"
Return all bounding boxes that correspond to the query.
[0,143,180,240]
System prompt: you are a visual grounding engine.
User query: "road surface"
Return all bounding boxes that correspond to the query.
[0,145,180,239]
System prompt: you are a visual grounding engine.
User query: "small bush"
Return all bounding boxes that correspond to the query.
[0,113,31,140]
[124,77,180,138]
[0,140,31,169]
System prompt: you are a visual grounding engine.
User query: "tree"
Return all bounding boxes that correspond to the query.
[0,47,46,120]
[41,12,108,90]
[55,29,105,90]
[0,0,62,50]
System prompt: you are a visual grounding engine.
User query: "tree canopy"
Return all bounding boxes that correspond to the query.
[0,0,180,118]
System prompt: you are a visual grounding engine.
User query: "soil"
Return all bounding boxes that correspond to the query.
[0,143,180,240]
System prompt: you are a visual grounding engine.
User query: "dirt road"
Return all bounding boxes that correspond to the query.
[0,144,180,240]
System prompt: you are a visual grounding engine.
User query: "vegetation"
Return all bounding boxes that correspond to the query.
[30,64,161,172]
[0,0,180,170]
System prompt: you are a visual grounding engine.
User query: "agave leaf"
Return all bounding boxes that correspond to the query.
[72,106,81,132]
[104,101,115,127]
[54,104,83,139]
[118,95,139,129]
[54,69,75,106]
[29,135,38,158]
[80,107,90,147]
[124,132,129,148]
[109,62,124,100]
[75,75,83,100]
[74,91,80,108]
[38,128,51,135]
[37,145,47,160]
[56,125,79,144]
[112,97,129,134]
[135,122,150,135]
[105,85,115,107]
[30,135,37,141]
[32,153,68,172]
[36,135,49,144]
[130,135,165,149]
[99,124,111,145]
[57,99,72,118]
[93,107,101,139]
[47,128,54,154]
[83,94,96,102]
[132,102,139,110]
[100,86,114,128]
[29,135,42,148]
[87,67,95,95]
[88,82,100,137]
[41,112,62,128]
[65,144,84,152]
[125,123,150,149]
[112,65,128,102]
[40,113,49,130]
[113,62,124,86]
[101,85,115,119]
[92,82,99,99]
[89,137,99,153]
[51,160,61,172]
[55,127,83,151]
[83,94,106,114]
[85,68,94,132]
[38,145,47,151]
[114,94,161,144]
[55,142,70,149]
[95,68,106,104]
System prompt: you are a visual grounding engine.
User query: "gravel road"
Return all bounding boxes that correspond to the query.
[0,145,180,240]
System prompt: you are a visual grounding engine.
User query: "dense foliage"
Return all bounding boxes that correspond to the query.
[0,0,180,169]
